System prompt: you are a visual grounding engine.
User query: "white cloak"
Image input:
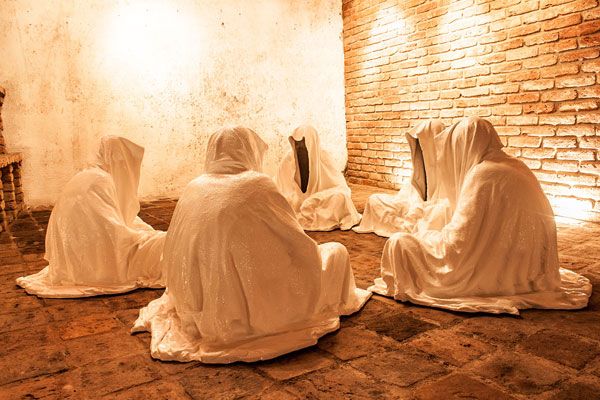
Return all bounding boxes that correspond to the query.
[275,125,361,231]
[17,136,166,297]
[132,126,370,363]
[353,120,447,237]
[371,117,591,314]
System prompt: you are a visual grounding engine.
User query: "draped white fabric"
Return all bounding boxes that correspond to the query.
[16,136,166,298]
[370,117,591,314]
[275,125,361,231]
[353,120,448,237]
[132,126,370,363]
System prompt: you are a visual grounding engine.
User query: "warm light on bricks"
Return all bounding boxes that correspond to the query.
[343,0,600,221]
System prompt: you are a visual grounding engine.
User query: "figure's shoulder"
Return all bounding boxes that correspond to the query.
[468,155,538,196]
[239,171,279,193]
[184,171,278,199]
[67,167,112,191]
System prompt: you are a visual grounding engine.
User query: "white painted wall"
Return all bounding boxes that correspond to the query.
[0,0,347,205]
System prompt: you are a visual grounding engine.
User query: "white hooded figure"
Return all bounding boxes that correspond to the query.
[16,136,166,297]
[132,126,370,363]
[275,125,361,231]
[353,120,448,237]
[371,117,591,314]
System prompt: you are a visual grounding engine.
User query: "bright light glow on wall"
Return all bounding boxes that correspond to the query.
[100,1,203,93]
[551,197,592,224]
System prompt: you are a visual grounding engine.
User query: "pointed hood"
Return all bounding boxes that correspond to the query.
[204,126,268,175]
[96,136,144,224]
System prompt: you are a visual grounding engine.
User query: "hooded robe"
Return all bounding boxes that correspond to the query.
[275,125,361,231]
[132,126,370,363]
[371,117,591,314]
[16,136,166,297]
[353,120,448,237]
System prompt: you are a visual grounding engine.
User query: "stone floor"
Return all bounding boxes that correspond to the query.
[1,184,600,399]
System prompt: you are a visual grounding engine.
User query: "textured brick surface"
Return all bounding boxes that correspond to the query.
[0,185,599,399]
[342,0,600,221]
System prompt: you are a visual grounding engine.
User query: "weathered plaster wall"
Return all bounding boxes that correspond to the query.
[0,0,347,205]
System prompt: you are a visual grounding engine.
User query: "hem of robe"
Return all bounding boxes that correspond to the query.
[300,213,362,232]
[351,224,394,238]
[132,288,370,364]
[16,267,164,298]
[368,268,591,315]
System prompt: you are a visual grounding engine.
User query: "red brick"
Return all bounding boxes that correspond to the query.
[524,31,560,46]
[506,46,538,61]
[507,1,540,16]
[494,105,523,116]
[522,126,557,136]
[560,20,600,38]
[578,85,600,98]
[493,38,525,52]
[540,89,578,101]
[543,137,578,148]
[480,95,508,105]
[522,79,554,91]
[540,63,579,78]
[480,31,508,44]
[580,162,600,176]
[542,14,583,31]
[579,33,600,48]
[557,125,596,136]
[523,159,543,169]
[462,87,490,97]
[582,59,600,72]
[524,103,556,114]
[508,136,542,148]
[524,54,558,69]
[508,70,541,82]
[556,74,596,88]
[557,149,596,161]
[478,75,507,86]
[560,48,600,62]
[543,160,579,172]
[580,137,600,149]
[539,114,577,125]
[522,148,557,159]
[491,83,520,94]
[508,92,541,103]
[583,8,600,21]
[578,113,600,124]
[558,100,599,112]
[507,115,539,125]
[490,61,521,73]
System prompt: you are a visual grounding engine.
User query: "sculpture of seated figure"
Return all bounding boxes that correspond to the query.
[353,120,448,237]
[275,124,361,231]
[132,126,370,363]
[17,136,166,297]
[370,117,591,314]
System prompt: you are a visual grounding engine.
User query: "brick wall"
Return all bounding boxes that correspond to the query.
[342,0,600,220]
[0,87,5,153]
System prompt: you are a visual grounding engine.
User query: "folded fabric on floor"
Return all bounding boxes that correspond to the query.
[370,117,591,314]
[17,136,166,298]
[133,126,370,363]
[275,124,361,231]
